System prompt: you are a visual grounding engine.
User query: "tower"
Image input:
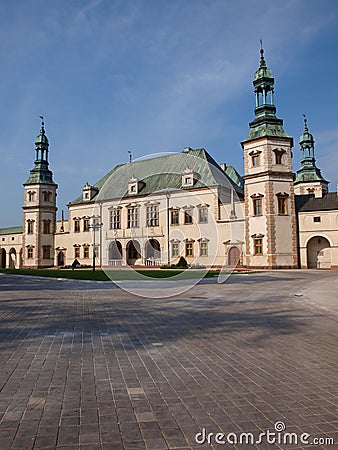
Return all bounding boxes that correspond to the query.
[22,119,57,268]
[294,117,328,197]
[241,47,298,268]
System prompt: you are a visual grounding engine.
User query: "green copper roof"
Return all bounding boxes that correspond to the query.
[35,120,49,145]
[24,161,57,185]
[299,116,314,146]
[0,226,23,235]
[242,47,292,143]
[24,121,56,186]
[243,117,291,142]
[295,117,327,185]
[69,148,244,205]
[224,166,244,190]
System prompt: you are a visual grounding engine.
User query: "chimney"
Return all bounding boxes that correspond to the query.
[336,184,338,196]
[220,163,227,172]
[314,186,323,199]
[183,147,192,153]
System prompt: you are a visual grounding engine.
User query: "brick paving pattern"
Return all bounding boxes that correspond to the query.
[0,271,337,449]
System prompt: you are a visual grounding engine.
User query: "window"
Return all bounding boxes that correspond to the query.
[83,218,90,232]
[110,209,121,229]
[200,242,208,256]
[253,197,262,216]
[83,246,90,259]
[185,242,193,257]
[184,209,193,224]
[74,247,80,258]
[43,191,51,202]
[127,207,139,228]
[27,220,34,234]
[252,155,260,167]
[11,237,14,241]
[275,153,283,164]
[43,220,51,234]
[43,246,51,259]
[172,243,179,257]
[254,238,263,255]
[198,207,208,223]
[27,247,34,259]
[185,177,192,185]
[171,210,179,225]
[146,205,159,227]
[74,220,80,232]
[313,216,321,223]
[28,191,35,202]
[273,149,285,165]
[277,196,287,215]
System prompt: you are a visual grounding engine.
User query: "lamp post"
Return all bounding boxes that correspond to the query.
[89,222,102,272]
[165,192,170,266]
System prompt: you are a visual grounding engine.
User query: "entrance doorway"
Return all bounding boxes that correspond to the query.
[126,240,141,265]
[9,248,16,269]
[0,249,6,268]
[57,251,65,267]
[145,239,161,265]
[228,246,241,267]
[109,241,123,265]
[306,236,330,268]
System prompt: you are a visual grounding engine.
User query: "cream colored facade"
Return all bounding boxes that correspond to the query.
[52,170,245,269]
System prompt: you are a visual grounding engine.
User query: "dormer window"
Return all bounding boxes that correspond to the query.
[182,168,198,187]
[82,183,99,202]
[128,177,144,195]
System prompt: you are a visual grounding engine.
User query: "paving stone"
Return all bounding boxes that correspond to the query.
[0,272,337,450]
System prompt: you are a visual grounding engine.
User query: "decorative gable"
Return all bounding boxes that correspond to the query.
[82,182,99,201]
[181,168,198,187]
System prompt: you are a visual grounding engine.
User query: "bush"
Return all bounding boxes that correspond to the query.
[176,256,188,269]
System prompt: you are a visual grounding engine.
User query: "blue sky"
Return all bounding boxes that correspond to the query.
[1,0,338,227]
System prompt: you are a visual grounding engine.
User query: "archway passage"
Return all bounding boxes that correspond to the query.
[228,246,241,267]
[9,248,16,269]
[0,249,6,269]
[109,241,123,265]
[307,236,330,268]
[145,239,161,265]
[126,240,141,266]
[57,251,65,267]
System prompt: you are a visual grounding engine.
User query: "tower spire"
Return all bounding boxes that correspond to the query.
[295,116,328,193]
[24,118,56,185]
[259,39,266,67]
[242,45,291,143]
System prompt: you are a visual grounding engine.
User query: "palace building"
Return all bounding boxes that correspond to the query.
[1,49,338,270]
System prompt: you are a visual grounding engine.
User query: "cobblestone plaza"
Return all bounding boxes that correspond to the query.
[0,271,337,449]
